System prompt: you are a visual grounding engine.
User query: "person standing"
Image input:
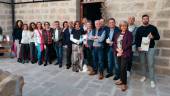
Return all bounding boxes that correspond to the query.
[29,22,37,64]
[113,21,132,91]
[89,20,106,80]
[34,22,44,65]
[105,18,120,79]
[70,21,84,72]
[42,22,53,66]
[135,14,160,88]
[12,20,23,62]
[127,16,138,77]
[53,21,63,68]
[82,21,94,73]
[63,21,72,69]
[20,24,30,64]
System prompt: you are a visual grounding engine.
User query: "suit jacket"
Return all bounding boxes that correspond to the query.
[53,28,63,46]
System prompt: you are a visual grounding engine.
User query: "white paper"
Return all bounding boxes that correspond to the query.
[141,37,150,51]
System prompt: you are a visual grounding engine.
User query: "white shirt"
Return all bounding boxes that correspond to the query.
[54,29,59,41]
[21,30,31,44]
[34,29,43,46]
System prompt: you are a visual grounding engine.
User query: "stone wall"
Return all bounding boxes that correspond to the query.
[0,2,12,35]
[103,0,170,74]
[15,0,80,25]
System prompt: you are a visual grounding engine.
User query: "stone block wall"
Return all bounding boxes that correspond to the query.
[15,0,79,25]
[0,3,12,35]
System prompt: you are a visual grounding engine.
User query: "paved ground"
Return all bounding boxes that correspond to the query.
[0,58,170,96]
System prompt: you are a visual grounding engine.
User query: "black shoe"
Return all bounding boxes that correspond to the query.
[44,63,48,66]
[17,58,21,63]
[66,66,71,69]
[113,76,119,80]
[49,61,52,64]
[105,73,113,78]
[59,65,62,68]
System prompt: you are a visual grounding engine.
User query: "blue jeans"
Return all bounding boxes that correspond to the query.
[54,43,63,65]
[36,44,42,64]
[107,47,115,74]
[139,48,155,81]
[92,47,104,73]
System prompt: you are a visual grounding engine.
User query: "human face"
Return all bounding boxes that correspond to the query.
[95,20,101,29]
[31,23,36,29]
[18,21,23,28]
[120,23,128,33]
[87,22,92,31]
[68,21,74,28]
[37,23,42,29]
[54,22,60,29]
[45,23,50,29]
[108,20,115,29]
[142,16,149,26]
[100,19,105,26]
[128,16,135,25]
[75,22,80,29]
[64,22,68,28]
[23,25,28,30]
[82,18,87,24]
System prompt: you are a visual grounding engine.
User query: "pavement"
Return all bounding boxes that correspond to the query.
[0,58,170,96]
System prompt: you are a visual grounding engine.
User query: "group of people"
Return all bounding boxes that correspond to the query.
[12,14,160,91]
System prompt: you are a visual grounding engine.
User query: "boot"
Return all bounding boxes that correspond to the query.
[88,70,97,75]
[98,72,104,80]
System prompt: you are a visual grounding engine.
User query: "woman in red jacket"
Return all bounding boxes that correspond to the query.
[113,21,132,91]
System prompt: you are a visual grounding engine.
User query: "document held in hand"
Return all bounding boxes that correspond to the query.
[141,37,150,51]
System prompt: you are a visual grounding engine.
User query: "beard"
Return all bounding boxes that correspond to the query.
[143,22,149,26]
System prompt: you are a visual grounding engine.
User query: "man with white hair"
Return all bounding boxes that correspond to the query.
[89,20,106,80]
[127,16,138,77]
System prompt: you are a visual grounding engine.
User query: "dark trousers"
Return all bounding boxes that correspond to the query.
[117,56,128,85]
[45,44,53,64]
[21,44,30,61]
[30,42,37,62]
[127,52,133,71]
[92,47,104,73]
[83,46,93,67]
[66,45,72,67]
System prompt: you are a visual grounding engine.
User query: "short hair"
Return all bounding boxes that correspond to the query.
[108,18,116,22]
[119,20,129,28]
[54,21,60,24]
[142,14,149,19]
[95,20,100,24]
